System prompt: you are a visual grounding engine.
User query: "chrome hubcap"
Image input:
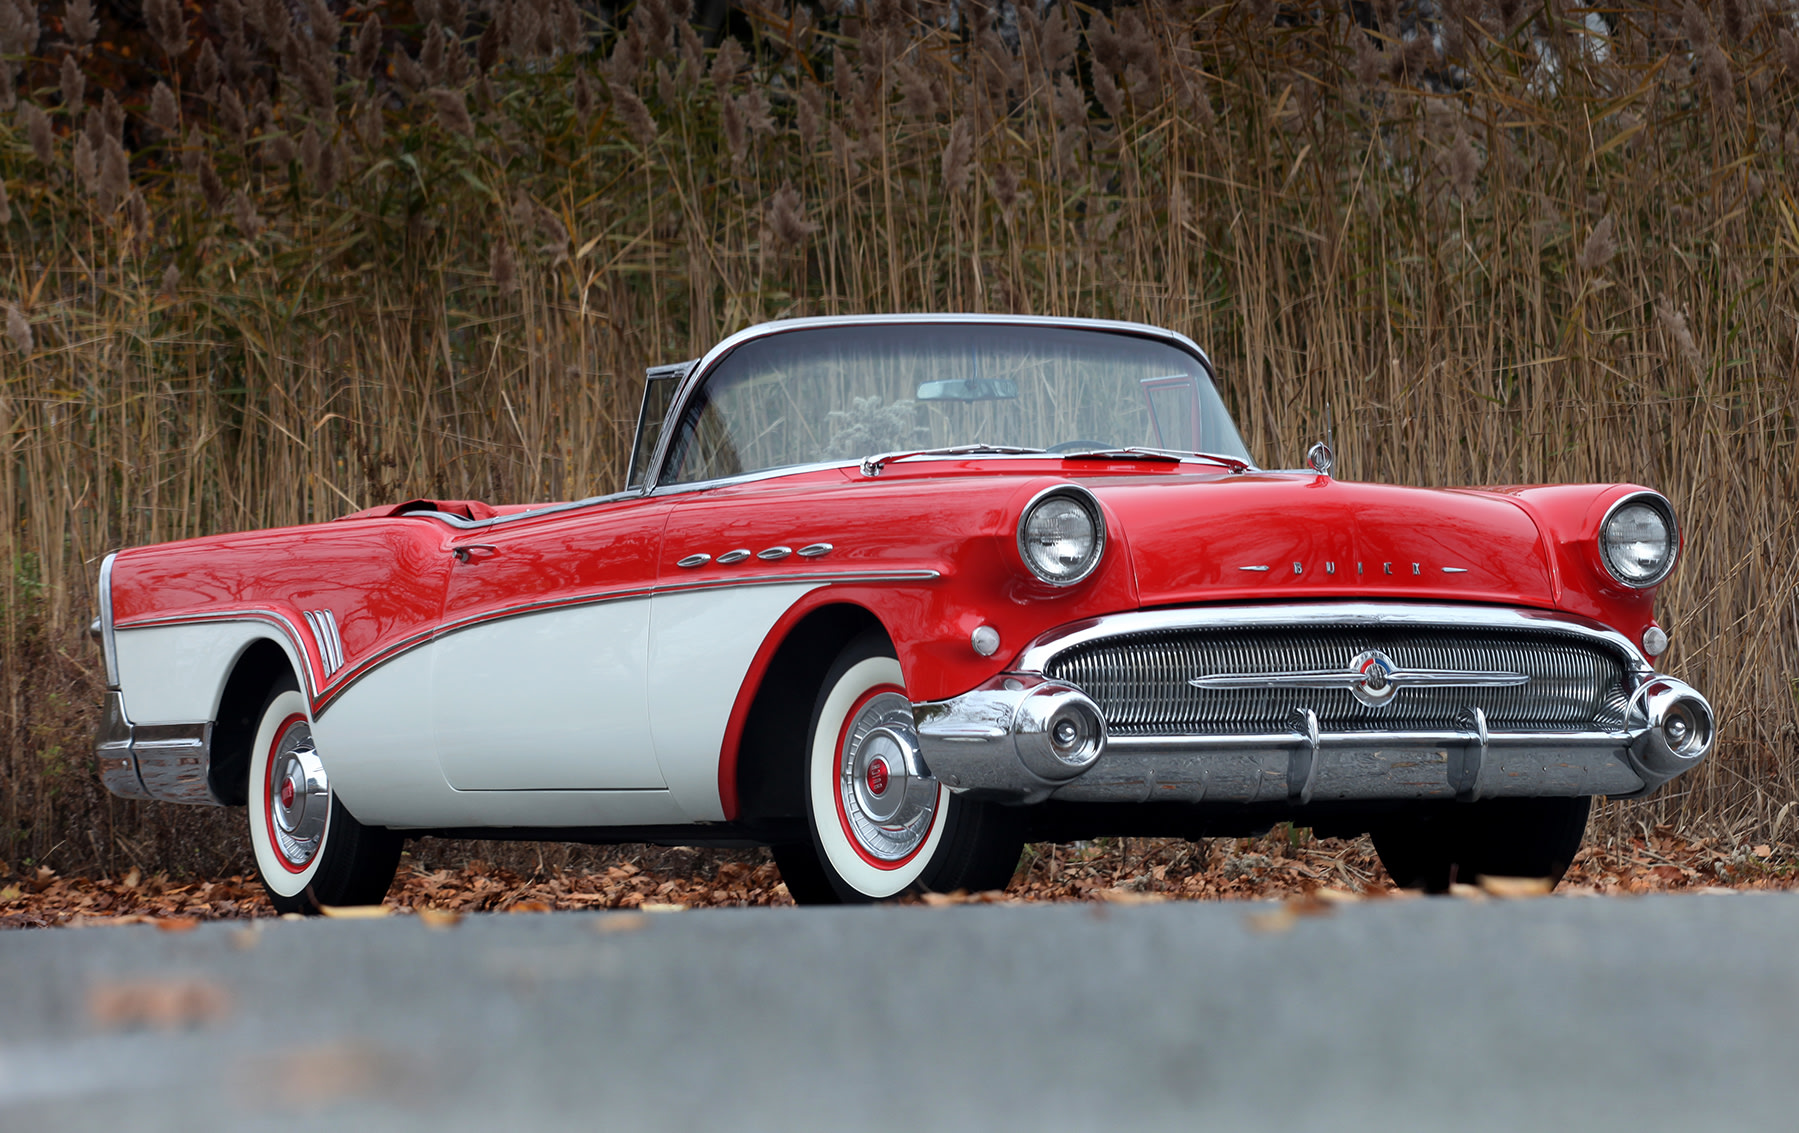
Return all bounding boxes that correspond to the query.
[838,692,939,861]
[269,722,329,868]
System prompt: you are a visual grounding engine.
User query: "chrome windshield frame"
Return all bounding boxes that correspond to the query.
[639,314,1234,495]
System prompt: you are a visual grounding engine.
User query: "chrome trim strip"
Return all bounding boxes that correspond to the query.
[642,313,1234,493]
[431,589,658,637]
[657,569,940,592]
[302,609,344,678]
[301,610,325,675]
[322,610,344,674]
[98,552,120,688]
[360,490,643,530]
[864,443,1044,477]
[112,609,322,703]
[1599,490,1679,589]
[1014,603,1653,674]
[648,460,860,497]
[1187,669,1529,691]
[1102,729,1626,751]
[95,690,150,800]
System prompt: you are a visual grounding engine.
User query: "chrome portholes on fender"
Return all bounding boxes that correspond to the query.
[247,683,403,915]
[781,632,1024,904]
[675,543,834,567]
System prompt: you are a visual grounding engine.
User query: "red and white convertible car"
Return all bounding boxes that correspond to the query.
[94,315,1713,908]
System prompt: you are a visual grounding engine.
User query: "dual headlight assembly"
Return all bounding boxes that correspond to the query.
[1016,485,1679,593]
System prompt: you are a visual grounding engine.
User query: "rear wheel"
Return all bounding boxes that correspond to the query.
[247,683,403,915]
[778,632,1023,904]
[1372,796,1591,893]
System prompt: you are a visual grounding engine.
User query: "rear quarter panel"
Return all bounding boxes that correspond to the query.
[110,520,456,722]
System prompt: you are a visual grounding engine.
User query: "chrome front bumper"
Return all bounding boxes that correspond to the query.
[95,691,221,805]
[913,605,1715,806]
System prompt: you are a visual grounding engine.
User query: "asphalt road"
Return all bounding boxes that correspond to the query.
[3,893,1796,1132]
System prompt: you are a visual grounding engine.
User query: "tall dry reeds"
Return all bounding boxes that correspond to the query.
[2,0,1797,873]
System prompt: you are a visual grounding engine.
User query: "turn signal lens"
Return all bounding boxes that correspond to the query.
[1018,489,1105,586]
[1600,497,1676,587]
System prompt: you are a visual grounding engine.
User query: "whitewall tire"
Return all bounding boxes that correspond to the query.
[788,633,1024,904]
[247,685,402,914]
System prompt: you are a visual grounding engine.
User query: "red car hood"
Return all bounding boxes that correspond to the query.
[1092,473,1557,609]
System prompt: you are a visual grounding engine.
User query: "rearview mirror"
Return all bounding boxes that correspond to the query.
[916,378,1019,402]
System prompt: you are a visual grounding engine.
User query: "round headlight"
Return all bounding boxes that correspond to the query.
[1600,495,1677,587]
[1017,488,1105,586]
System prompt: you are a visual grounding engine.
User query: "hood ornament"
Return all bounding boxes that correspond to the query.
[1188,649,1528,708]
[1306,441,1333,476]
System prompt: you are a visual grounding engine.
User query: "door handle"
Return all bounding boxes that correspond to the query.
[452,544,498,564]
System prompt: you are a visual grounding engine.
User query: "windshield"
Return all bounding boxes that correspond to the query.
[660,323,1251,485]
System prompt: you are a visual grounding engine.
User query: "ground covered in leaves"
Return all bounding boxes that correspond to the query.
[3,826,1795,930]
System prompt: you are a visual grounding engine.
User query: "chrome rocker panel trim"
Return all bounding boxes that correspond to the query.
[94,691,220,806]
[915,605,1711,806]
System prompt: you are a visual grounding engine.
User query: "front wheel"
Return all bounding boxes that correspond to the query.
[247,684,403,915]
[780,632,1023,904]
[1372,796,1592,893]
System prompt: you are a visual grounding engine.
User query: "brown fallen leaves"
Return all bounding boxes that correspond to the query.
[2,826,1793,930]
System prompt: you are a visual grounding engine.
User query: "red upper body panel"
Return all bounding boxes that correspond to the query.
[107,459,1670,706]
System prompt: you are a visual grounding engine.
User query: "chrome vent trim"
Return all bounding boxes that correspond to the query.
[1044,626,1631,736]
[304,609,345,678]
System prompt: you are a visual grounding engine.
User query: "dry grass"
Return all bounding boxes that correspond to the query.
[2,1,1798,874]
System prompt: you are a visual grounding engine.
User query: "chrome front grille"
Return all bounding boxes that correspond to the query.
[1044,627,1631,736]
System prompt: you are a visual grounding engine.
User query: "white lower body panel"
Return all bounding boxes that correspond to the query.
[114,622,304,725]
[430,598,662,792]
[319,643,696,828]
[110,582,825,830]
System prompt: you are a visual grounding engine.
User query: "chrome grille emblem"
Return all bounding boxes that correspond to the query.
[1352,649,1396,703]
[1188,648,1529,709]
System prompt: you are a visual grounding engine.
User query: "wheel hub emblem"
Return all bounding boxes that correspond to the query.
[866,758,889,796]
[280,778,295,809]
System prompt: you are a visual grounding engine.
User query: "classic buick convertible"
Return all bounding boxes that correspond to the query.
[93,315,1713,908]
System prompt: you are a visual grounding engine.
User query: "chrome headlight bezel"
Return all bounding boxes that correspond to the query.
[1016,485,1106,587]
[1598,492,1678,589]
